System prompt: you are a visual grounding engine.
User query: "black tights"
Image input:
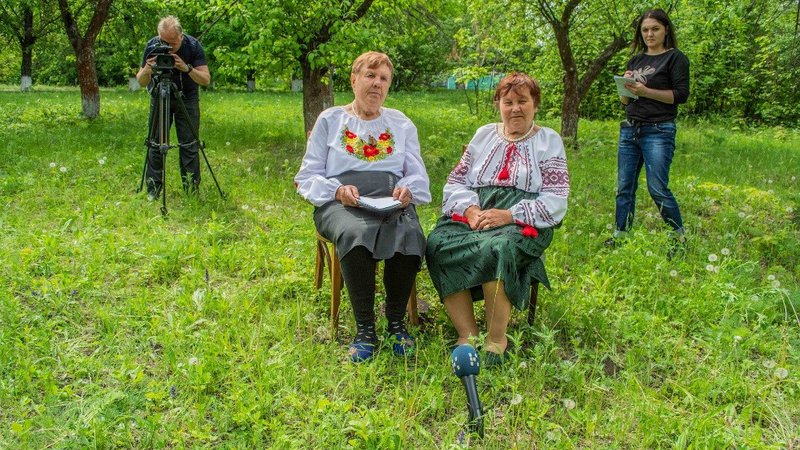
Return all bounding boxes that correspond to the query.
[339,246,419,341]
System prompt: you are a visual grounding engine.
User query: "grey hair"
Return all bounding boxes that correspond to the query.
[158,16,183,35]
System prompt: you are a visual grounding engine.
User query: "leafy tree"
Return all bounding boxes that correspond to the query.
[57,0,114,118]
[0,0,59,90]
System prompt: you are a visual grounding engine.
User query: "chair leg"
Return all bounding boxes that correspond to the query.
[314,239,325,290]
[528,281,540,325]
[407,282,419,326]
[330,243,343,340]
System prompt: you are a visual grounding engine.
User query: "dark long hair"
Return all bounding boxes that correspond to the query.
[631,9,678,54]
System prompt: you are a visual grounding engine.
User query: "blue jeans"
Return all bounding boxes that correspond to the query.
[614,120,683,233]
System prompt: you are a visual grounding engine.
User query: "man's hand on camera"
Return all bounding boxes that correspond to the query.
[145,56,158,75]
[172,54,191,73]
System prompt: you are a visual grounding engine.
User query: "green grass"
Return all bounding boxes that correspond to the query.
[0,86,798,448]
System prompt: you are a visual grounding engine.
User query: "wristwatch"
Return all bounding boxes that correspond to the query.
[185,64,194,74]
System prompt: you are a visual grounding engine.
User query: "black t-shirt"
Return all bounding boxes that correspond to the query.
[141,34,207,100]
[625,48,690,123]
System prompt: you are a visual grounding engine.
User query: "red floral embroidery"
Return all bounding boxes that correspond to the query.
[386,147,393,154]
[346,145,354,153]
[345,130,357,139]
[379,133,391,141]
[363,145,379,157]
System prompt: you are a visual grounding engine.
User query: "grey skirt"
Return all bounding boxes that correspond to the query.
[313,170,425,261]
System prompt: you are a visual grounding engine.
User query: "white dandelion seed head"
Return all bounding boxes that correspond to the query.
[774,368,789,379]
[767,274,776,281]
[670,270,678,277]
[768,179,774,184]
[237,158,242,163]
[60,166,67,172]
[708,254,718,262]
[575,229,583,235]
[241,204,250,210]
[734,335,742,342]
[772,280,781,288]
[98,159,105,165]
[763,359,776,369]
[562,398,576,410]
[738,212,746,218]
[518,361,528,369]
[787,207,794,213]
[49,162,56,168]
[792,176,796,181]
[606,224,613,230]
[226,141,231,146]
[750,295,760,302]
[188,357,198,366]
[706,264,715,272]
[721,248,730,256]
[510,394,523,406]
[646,251,654,257]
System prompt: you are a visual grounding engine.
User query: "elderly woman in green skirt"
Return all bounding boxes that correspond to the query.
[426,72,569,365]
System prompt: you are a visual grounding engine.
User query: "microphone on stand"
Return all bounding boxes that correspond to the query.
[451,344,484,437]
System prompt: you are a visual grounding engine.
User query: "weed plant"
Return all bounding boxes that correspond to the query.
[0,87,798,448]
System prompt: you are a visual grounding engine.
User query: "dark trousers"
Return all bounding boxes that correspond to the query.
[339,246,420,325]
[146,95,201,195]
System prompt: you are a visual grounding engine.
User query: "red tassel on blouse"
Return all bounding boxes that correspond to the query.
[498,143,516,181]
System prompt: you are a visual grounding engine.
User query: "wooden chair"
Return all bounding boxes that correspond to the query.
[314,232,419,339]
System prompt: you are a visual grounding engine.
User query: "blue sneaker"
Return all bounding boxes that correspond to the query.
[389,331,416,357]
[348,342,375,363]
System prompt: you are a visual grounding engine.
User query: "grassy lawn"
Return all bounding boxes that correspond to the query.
[0,86,798,448]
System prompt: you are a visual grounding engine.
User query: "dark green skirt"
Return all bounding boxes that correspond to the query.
[425,187,553,310]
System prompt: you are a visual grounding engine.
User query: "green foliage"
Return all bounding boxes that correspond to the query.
[0,88,798,447]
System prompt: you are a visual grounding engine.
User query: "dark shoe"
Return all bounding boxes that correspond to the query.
[389,331,416,357]
[667,235,687,260]
[348,342,376,363]
[483,350,508,368]
[603,237,617,248]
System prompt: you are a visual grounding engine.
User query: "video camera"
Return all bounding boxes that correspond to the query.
[150,41,175,71]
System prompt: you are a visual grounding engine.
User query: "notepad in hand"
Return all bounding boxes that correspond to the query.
[357,196,403,213]
[614,76,638,99]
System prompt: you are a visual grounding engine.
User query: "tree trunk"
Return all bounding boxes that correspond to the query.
[76,43,100,118]
[58,0,113,119]
[246,69,255,92]
[20,7,35,91]
[301,58,333,136]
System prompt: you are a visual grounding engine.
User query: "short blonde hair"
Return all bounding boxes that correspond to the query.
[158,16,183,35]
[350,51,394,78]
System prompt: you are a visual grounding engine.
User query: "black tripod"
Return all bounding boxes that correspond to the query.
[138,71,225,216]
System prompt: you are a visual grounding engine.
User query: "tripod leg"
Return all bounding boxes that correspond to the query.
[139,92,161,193]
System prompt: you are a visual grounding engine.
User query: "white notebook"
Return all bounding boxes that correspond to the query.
[357,196,402,212]
[614,76,638,99]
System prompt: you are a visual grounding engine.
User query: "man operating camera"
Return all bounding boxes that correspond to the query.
[136,15,210,199]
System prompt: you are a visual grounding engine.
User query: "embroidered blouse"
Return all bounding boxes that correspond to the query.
[295,106,431,207]
[442,124,570,228]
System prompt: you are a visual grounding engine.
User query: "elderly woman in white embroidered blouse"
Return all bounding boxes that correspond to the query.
[426,72,569,366]
[295,51,430,363]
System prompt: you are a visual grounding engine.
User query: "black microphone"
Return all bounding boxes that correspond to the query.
[451,344,484,437]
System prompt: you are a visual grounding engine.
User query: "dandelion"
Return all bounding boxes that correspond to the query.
[708,254,718,262]
[237,158,243,163]
[98,158,105,165]
[706,264,715,272]
[762,359,776,369]
[562,399,576,410]
[767,274,776,281]
[646,251,653,257]
[241,204,250,210]
[575,229,583,235]
[188,357,199,366]
[226,141,231,146]
[772,280,781,288]
[721,248,730,256]
[606,224,613,230]
[774,368,789,379]
[670,270,678,277]
[734,335,742,342]
[545,430,558,441]
[510,394,523,406]
[738,212,746,218]
[518,361,528,369]
[792,176,796,181]
[49,162,56,168]
[787,207,794,213]
[768,179,774,184]
[750,295,760,302]
[60,166,67,173]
